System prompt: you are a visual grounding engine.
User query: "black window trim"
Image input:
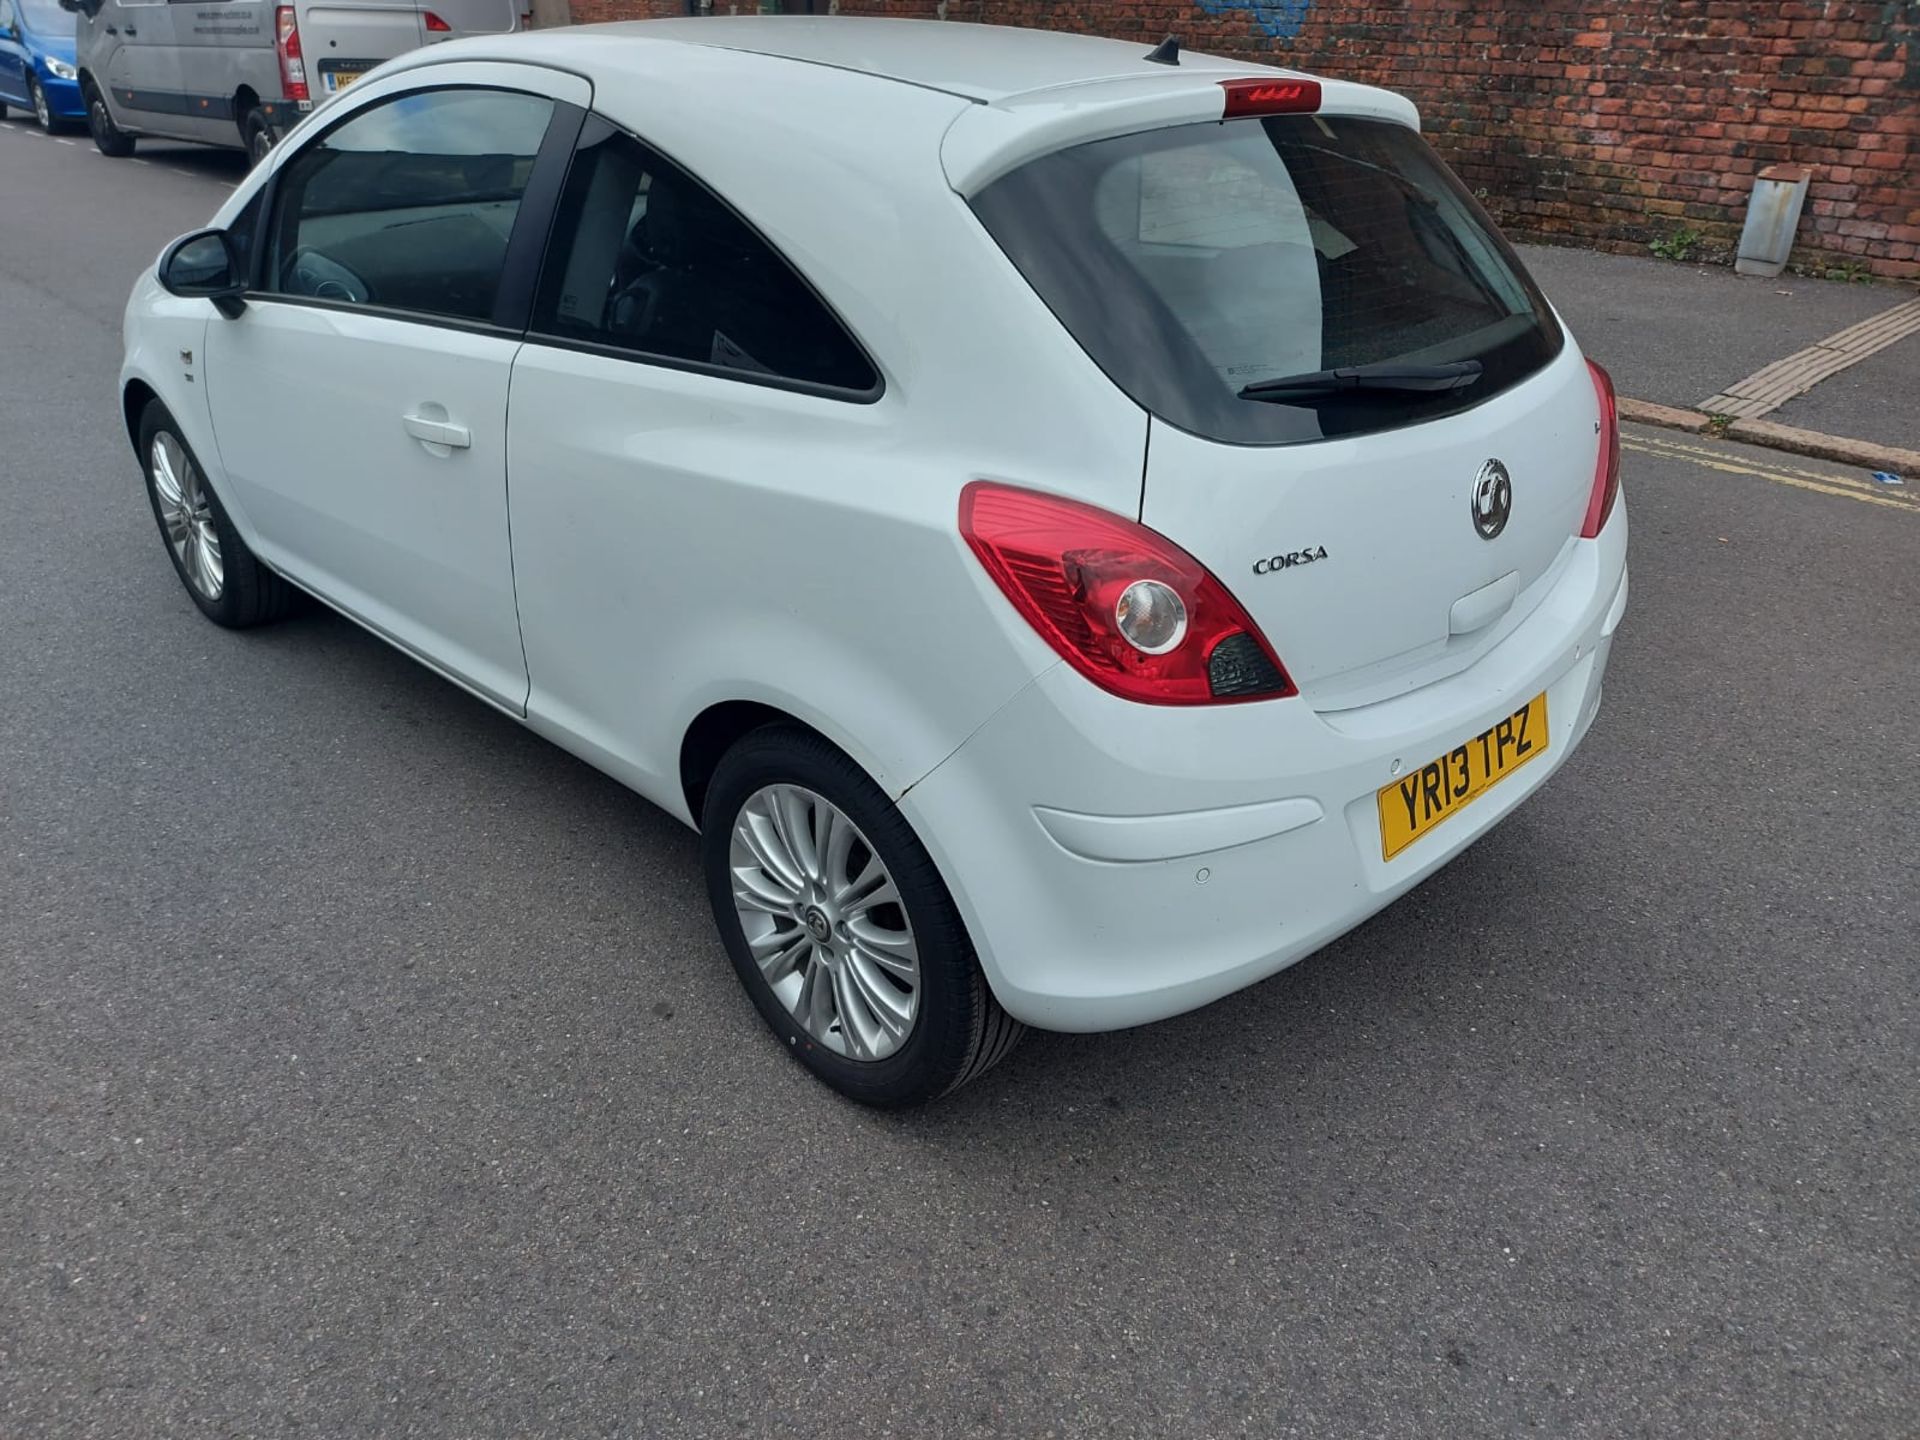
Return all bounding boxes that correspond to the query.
[226,86,886,405]
[521,112,886,407]
[240,83,588,336]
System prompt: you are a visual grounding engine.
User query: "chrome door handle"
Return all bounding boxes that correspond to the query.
[402,412,471,450]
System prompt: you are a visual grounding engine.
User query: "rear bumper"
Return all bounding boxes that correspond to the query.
[901,502,1629,1032]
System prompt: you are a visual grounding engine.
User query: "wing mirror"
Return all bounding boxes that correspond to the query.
[159,229,247,319]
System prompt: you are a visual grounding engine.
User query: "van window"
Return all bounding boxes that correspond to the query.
[263,87,555,325]
[970,115,1563,445]
[530,120,877,394]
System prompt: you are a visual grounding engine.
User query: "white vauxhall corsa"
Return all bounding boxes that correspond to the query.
[122,18,1628,1106]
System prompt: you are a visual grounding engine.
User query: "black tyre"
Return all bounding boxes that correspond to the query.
[84,81,135,157]
[240,106,274,167]
[29,76,59,133]
[702,724,1024,1107]
[137,400,294,629]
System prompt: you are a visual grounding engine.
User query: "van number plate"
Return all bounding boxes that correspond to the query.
[323,69,368,94]
[1377,693,1549,861]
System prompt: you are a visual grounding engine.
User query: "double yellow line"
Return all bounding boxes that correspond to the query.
[1621,429,1917,513]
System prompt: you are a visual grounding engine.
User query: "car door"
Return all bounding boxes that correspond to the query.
[202,64,587,711]
[0,0,26,108]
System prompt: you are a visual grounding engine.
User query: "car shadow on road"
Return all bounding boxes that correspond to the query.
[251,597,1604,1184]
[124,142,250,183]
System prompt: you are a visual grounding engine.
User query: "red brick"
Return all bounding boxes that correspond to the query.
[704,0,1920,279]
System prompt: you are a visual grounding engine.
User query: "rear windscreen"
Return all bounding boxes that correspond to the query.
[969,115,1563,445]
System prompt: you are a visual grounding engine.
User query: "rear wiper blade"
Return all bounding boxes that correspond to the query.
[1239,360,1484,402]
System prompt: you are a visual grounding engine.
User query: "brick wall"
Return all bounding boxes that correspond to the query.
[567,1,1920,281]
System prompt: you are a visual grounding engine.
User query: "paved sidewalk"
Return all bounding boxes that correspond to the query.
[1518,244,1920,458]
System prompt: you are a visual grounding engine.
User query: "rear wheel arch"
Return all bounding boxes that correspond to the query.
[681,700,814,830]
[679,697,929,835]
[235,88,273,164]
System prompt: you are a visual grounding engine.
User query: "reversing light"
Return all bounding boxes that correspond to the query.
[1220,78,1323,119]
[1115,579,1188,655]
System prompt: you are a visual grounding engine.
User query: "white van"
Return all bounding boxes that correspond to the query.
[65,0,520,163]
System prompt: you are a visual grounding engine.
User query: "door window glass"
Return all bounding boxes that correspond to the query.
[532,121,876,393]
[264,87,554,324]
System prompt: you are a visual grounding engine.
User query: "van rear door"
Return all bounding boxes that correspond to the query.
[421,0,518,36]
[294,0,423,100]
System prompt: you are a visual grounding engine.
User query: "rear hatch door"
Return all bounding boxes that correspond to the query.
[1144,353,1599,704]
[967,103,1602,703]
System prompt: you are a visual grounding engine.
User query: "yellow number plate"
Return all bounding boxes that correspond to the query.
[1377,692,1549,861]
[324,70,366,94]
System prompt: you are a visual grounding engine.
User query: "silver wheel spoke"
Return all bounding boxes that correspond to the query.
[198,522,225,595]
[830,961,875,1061]
[848,921,918,981]
[151,438,185,510]
[738,805,807,897]
[732,864,799,916]
[796,951,832,1040]
[753,929,811,986]
[844,953,912,1038]
[836,857,899,912]
[769,786,821,884]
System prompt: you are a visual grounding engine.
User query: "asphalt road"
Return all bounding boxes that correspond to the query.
[2,118,1916,1440]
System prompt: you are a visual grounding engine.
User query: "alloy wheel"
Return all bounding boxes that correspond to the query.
[150,432,225,602]
[728,783,921,1061]
[32,79,50,131]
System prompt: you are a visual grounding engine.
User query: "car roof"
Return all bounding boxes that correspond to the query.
[583,16,1286,103]
[379,20,1419,193]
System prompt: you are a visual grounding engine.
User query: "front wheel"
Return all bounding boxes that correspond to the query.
[30,76,57,133]
[702,725,1023,1107]
[84,81,135,157]
[137,400,294,628]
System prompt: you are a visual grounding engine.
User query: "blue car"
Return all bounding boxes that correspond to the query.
[0,0,83,132]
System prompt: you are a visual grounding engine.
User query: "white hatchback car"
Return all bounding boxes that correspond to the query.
[124,18,1627,1105]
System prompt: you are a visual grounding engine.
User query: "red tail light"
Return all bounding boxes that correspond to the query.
[274,6,308,104]
[1220,78,1323,119]
[423,9,451,30]
[1582,359,1621,538]
[960,482,1295,706]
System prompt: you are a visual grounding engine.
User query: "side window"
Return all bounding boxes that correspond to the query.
[263,87,555,325]
[531,122,877,394]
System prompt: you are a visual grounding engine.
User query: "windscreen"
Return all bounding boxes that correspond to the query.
[18,0,71,34]
[969,114,1563,445]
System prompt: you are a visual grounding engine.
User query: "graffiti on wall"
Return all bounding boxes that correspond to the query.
[1193,0,1313,40]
